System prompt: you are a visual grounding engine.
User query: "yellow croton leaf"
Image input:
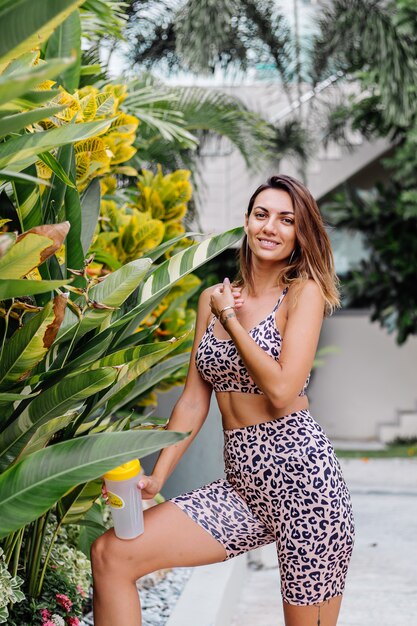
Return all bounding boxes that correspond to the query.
[107,113,139,136]
[79,92,97,122]
[100,175,118,196]
[105,135,137,166]
[74,137,111,187]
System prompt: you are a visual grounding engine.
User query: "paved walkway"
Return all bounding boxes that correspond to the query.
[230,458,417,626]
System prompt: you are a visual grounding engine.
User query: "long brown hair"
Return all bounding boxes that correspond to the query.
[235,174,340,315]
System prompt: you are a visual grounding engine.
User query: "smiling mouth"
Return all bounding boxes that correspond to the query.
[258,238,280,248]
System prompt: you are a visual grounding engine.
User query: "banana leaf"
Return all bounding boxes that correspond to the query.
[0,366,118,469]
[111,227,243,345]
[0,428,187,537]
[105,352,189,417]
[0,233,53,279]
[0,0,84,68]
[0,105,65,138]
[0,300,58,388]
[0,278,68,299]
[44,9,81,92]
[0,118,113,171]
[0,58,75,107]
[56,258,152,344]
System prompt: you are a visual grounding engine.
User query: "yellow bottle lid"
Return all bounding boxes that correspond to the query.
[103,459,141,481]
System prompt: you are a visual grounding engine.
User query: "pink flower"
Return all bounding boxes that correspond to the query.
[40,608,52,621]
[43,621,56,626]
[66,618,80,626]
[55,593,73,612]
[76,584,86,597]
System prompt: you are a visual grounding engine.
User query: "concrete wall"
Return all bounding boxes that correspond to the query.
[309,311,417,441]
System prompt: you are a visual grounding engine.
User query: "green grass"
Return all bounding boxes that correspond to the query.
[335,444,417,459]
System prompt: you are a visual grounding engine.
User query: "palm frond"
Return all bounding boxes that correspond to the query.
[311,0,417,126]
[81,0,129,42]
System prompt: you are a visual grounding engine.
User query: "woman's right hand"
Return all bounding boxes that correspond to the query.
[137,474,163,500]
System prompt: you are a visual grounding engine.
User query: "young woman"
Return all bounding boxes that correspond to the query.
[91,174,355,626]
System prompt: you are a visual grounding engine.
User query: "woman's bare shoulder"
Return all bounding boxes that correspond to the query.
[287,279,324,313]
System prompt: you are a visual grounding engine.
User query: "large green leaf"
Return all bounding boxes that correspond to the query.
[37,151,76,188]
[0,57,75,107]
[0,118,112,171]
[44,10,81,92]
[0,367,117,468]
[80,178,101,256]
[0,301,55,388]
[0,293,68,390]
[12,165,43,229]
[116,352,190,409]
[0,168,53,187]
[76,502,105,557]
[0,105,65,138]
[0,0,84,68]
[112,227,244,337]
[57,479,102,526]
[0,278,68,299]
[0,429,187,537]
[0,233,52,279]
[90,337,187,369]
[84,334,189,420]
[17,410,79,459]
[56,258,152,343]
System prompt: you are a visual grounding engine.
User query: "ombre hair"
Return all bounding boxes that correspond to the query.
[235,174,340,315]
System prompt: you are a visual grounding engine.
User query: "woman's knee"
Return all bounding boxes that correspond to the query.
[90,529,153,581]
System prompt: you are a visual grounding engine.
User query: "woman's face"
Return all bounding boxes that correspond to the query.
[245,188,296,264]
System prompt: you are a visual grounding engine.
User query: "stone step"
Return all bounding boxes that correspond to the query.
[398,411,417,438]
[379,424,400,444]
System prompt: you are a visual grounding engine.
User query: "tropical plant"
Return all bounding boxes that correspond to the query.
[0,0,244,616]
[317,0,417,344]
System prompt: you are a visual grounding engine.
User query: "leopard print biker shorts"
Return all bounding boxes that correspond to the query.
[171,410,355,606]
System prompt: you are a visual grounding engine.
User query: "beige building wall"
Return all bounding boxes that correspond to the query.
[309,312,417,441]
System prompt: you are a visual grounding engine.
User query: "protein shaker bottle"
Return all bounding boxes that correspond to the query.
[103,459,144,540]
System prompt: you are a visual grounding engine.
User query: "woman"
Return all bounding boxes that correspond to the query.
[91,174,355,626]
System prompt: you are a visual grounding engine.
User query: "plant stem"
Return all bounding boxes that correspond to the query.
[36,517,62,597]
[27,512,50,598]
[11,528,24,578]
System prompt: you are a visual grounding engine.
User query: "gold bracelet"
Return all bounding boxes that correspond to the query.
[222,311,237,327]
[218,305,235,324]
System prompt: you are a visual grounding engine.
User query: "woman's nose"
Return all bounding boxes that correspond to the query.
[262,218,277,233]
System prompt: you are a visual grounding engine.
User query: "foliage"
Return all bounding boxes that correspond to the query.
[92,167,192,268]
[0,0,244,615]
[313,0,417,128]
[8,565,86,625]
[323,182,417,344]
[318,0,417,343]
[0,548,24,624]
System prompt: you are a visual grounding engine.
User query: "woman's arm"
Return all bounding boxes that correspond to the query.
[141,288,214,496]
[212,278,324,410]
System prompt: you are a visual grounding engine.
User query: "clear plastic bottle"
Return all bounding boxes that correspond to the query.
[103,459,144,540]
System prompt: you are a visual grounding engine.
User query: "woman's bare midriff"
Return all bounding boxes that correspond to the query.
[217,391,309,430]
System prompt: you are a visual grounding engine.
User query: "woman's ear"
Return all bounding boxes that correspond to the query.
[244,213,248,234]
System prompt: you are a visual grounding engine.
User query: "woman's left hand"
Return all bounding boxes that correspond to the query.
[210,277,243,318]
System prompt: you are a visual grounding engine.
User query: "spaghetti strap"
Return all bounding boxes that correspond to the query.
[272,287,289,313]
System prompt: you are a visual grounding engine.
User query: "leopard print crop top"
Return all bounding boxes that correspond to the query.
[195,287,310,395]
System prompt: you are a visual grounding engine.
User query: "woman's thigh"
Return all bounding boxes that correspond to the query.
[91,501,228,580]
